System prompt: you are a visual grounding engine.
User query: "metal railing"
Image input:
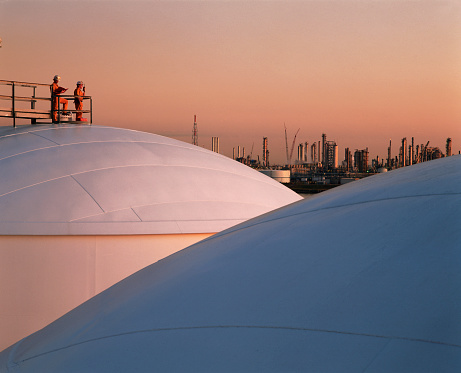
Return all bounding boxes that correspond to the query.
[51,94,93,125]
[0,79,92,127]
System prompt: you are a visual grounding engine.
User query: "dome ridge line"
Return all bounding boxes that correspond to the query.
[70,175,105,213]
[15,324,461,366]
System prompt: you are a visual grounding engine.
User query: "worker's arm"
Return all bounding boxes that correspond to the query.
[55,87,67,94]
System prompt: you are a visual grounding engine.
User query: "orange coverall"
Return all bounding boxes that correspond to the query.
[51,82,68,121]
[74,86,85,121]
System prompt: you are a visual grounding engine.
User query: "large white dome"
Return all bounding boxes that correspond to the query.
[0,124,301,352]
[2,156,459,371]
[0,125,300,235]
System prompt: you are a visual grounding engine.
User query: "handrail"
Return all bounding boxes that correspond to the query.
[0,79,50,88]
[52,95,93,125]
[0,94,50,102]
[0,79,92,126]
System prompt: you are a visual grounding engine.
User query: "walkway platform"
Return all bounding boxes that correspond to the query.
[0,79,92,126]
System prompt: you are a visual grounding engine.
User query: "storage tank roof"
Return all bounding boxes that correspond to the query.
[0,125,301,235]
[2,156,460,371]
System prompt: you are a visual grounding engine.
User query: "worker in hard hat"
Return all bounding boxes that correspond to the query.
[74,81,86,121]
[51,75,68,122]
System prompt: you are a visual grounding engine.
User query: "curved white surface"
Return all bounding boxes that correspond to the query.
[0,124,301,352]
[0,125,301,235]
[2,156,460,371]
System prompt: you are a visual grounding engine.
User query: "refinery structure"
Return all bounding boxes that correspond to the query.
[209,131,455,191]
[186,117,455,191]
[229,131,453,172]
[186,118,454,174]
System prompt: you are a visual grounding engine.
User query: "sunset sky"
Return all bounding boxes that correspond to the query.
[1,0,460,164]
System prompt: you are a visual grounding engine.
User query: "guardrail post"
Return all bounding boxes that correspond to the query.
[31,86,36,125]
[12,82,16,127]
[51,92,55,124]
[57,98,60,123]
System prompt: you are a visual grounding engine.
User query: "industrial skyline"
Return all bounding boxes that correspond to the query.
[206,128,455,171]
[192,115,457,168]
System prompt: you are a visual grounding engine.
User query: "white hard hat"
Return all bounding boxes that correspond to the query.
[77,81,83,85]
[53,75,61,81]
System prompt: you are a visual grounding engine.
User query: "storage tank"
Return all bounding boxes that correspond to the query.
[0,124,302,351]
[259,169,291,183]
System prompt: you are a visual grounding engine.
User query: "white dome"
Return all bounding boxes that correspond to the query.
[0,124,302,352]
[0,125,301,235]
[2,156,459,371]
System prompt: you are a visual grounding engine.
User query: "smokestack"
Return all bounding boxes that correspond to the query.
[211,137,219,153]
[446,138,452,157]
[192,115,198,146]
[262,137,268,167]
[401,137,407,167]
[318,141,321,165]
[304,142,308,163]
[411,137,415,165]
[322,134,326,165]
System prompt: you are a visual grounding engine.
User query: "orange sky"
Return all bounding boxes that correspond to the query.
[1,0,460,164]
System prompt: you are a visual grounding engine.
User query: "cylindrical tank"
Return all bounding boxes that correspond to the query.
[259,169,291,183]
[0,125,302,351]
